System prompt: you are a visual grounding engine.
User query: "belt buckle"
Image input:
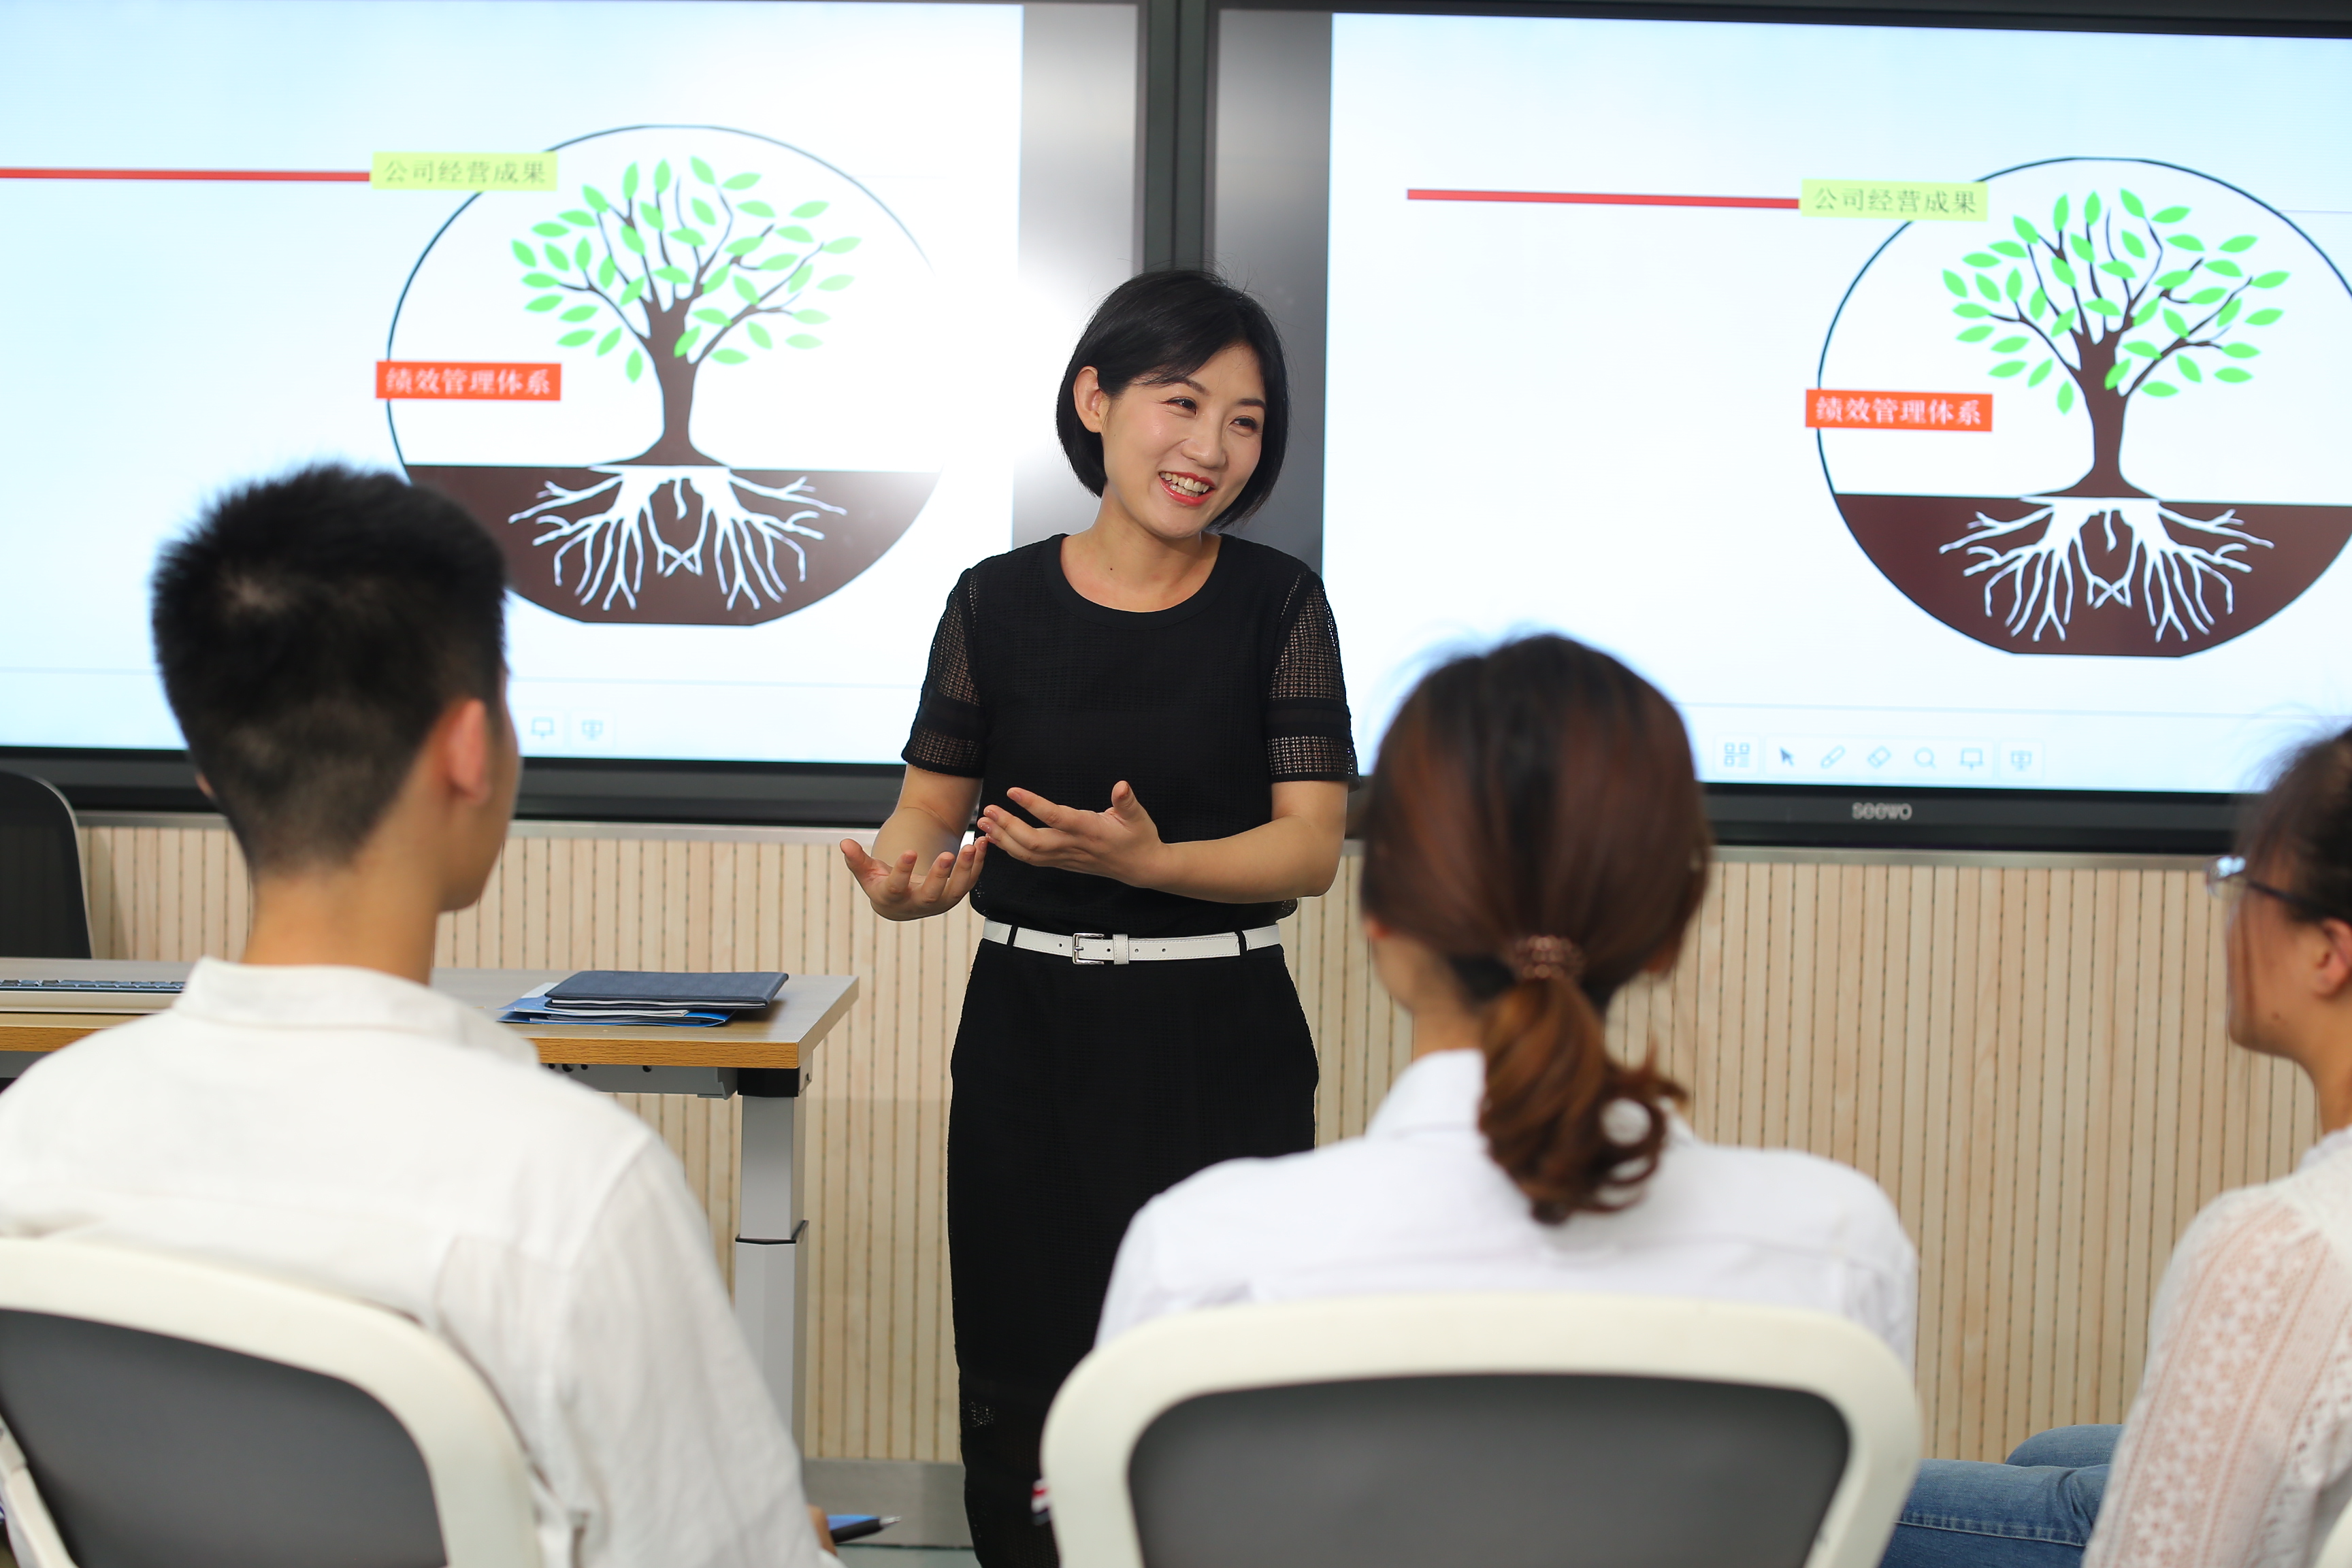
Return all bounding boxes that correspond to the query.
[1070,932,1109,966]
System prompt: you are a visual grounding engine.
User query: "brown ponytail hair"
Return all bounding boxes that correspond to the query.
[1358,635,1711,1224]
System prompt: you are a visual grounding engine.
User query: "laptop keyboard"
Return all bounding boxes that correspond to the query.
[0,979,184,993]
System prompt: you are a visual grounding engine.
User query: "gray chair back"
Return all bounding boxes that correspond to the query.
[1128,1371,1848,1568]
[0,1308,445,1568]
[0,771,91,959]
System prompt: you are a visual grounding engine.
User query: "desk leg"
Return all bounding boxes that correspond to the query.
[734,1090,807,1448]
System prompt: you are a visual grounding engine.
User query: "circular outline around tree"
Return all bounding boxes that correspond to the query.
[386,124,940,626]
[1818,157,2352,658]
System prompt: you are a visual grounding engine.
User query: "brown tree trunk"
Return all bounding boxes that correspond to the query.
[625,299,719,466]
[2051,330,2146,499]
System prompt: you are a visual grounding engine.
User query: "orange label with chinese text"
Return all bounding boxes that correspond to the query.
[1806,389,1990,431]
[376,361,561,400]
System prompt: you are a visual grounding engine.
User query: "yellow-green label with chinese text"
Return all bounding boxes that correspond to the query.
[372,153,557,192]
[1801,179,1989,221]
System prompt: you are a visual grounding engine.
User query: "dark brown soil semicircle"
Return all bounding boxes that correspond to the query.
[1837,493,2352,657]
[408,464,941,626]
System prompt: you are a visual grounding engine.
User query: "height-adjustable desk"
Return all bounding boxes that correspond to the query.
[0,958,856,1443]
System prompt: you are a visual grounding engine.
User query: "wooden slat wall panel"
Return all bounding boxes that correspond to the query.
[75,821,2310,1463]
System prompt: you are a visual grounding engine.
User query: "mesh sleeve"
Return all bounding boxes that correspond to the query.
[901,574,987,777]
[1264,575,1358,783]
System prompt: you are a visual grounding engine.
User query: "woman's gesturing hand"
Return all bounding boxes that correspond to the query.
[840,835,987,921]
[978,781,1169,886]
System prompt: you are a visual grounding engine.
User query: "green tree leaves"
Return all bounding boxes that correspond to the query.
[508,152,869,378]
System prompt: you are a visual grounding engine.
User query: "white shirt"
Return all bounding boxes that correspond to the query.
[2085,1128,2352,1568]
[0,960,829,1568]
[1099,1048,1917,1365]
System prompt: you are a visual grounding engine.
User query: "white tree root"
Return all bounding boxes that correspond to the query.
[1938,497,2270,644]
[510,467,847,611]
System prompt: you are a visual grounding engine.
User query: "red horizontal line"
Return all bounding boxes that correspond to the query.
[0,167,370,182]
[1408,188,1797,210]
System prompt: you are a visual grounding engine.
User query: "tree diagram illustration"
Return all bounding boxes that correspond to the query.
[506,153,860,612]
[387,125,940,627]
[1936,189,2283,642]
[1819,158,2352,659]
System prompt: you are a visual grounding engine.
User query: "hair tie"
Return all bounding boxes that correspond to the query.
[1508,934,1583,983]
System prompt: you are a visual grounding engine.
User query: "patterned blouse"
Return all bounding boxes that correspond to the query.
[2085,1126,2352,1567]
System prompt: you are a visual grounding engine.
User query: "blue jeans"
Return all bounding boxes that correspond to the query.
[1880,1426,2121,1567]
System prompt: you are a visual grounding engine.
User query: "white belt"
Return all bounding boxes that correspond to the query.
[981,920,1281,965]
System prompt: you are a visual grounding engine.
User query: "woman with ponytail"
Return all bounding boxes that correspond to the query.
[1096,634,1913,1357]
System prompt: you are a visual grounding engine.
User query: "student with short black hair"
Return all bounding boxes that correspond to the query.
[0,465,838,1568]
[838,272,1354,1566]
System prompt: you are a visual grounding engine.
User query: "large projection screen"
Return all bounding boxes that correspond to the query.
[0,0,1136,815]
[1224,6,2352,841]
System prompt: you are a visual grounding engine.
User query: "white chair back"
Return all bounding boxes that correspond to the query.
[2314,1495,2352,1568]
[1042,1291,1921,1568]
[0,1239,538,1568]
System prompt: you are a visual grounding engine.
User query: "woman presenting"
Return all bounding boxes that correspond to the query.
[840,271,1353,1567]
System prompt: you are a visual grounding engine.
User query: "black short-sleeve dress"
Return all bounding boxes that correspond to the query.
[902,534,1354,1566]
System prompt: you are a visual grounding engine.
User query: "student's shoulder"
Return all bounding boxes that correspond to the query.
[1131,1137,1406,1254]
[1665,1137,1909,1247]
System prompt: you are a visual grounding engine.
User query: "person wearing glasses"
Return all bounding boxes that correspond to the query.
[1880,724,2352,1568]
[836,272,1352,1567]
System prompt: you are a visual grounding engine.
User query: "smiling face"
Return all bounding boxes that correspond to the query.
[1075,340,1267,543]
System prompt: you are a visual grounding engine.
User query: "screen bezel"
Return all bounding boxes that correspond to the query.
[1214,0,2349,852]
[0,0,1134,832]
[12,0,2345,846]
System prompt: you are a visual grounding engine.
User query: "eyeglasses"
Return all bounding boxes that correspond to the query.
[2206,855,2347,925]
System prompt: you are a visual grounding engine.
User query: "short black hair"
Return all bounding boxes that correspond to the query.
[1055,270,1290,529]
[151,464,508,872]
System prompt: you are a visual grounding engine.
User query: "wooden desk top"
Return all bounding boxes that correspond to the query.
[0,960,858,1071]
